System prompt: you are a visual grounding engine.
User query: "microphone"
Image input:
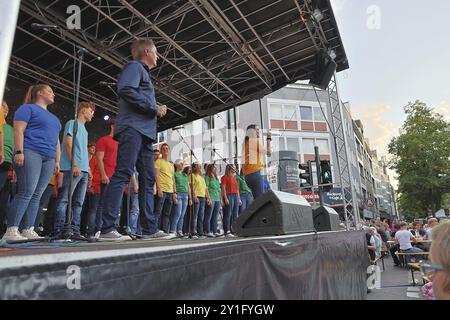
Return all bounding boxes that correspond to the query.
[31,23,58,30]
[76,46,102,61]
[99,81,116,86]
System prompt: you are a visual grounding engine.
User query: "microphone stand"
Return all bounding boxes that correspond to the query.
[173,128,198,239]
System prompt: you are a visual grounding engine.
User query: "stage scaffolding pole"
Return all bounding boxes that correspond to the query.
[327,74,361,230]
[0,1,21,103]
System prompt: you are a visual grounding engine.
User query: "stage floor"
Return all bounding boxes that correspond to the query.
[0,231,370,300]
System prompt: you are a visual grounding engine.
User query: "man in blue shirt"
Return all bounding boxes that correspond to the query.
[100,38,168,241]
[54,102,94,238]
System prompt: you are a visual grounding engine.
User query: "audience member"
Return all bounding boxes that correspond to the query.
[428,221,450,300]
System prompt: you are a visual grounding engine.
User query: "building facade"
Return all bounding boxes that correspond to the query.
[163,84,397,220]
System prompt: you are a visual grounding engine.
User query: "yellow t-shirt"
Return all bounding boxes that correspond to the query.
[243,139,264,175]
[190,173,207,197]
[155,158,174,193]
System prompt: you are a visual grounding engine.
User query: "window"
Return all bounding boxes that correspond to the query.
[270,104,283,119]
[284,105,297,121]
[300,106,313,121]
[314,107,326,121]
[202,116,214,131]
[271,137,280,153]
[158,131,167,144]
[286,138,299,153]
[316,139,330,154]
[302,138,315,154]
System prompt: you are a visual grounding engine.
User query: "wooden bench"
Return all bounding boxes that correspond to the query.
[407,262,431,286]
[371,251,389,271]
[394,251,430,267]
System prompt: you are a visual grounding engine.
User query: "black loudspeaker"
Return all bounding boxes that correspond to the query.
[232,190,315,237]
[309,50,337,90]
[312,206,340,231]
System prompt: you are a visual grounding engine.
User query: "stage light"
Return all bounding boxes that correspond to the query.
[312,8,324,22]
[328,49,337,60]
[104,115,110,121]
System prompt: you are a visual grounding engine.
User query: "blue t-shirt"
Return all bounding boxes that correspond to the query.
[60,120,89,172]
[14,104,61,158]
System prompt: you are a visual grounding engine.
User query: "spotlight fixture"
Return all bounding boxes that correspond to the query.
[312,8,324,22]
[104,115,110,121]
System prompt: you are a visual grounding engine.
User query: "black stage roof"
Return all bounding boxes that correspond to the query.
[9,0,348,131]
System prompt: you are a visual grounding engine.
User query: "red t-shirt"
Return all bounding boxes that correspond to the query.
[221,175,239,195]
[89,156,101,194]
[95,135,118,178]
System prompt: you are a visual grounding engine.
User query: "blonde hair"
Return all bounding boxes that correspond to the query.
[431,221,450,290]
[24,84,50,104]
[77,101,95,114]
[131,39,155,60]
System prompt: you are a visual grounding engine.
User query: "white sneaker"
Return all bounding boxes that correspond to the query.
[225,233,236,239]
[206,232,214,238]
[98,230,131,242]
[141,230,173,240]
[2,227,28,242]
[94,231,101,239]
[167,233,177,239]
[21,227,44,240]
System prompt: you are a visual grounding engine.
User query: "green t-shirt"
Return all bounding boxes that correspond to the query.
[174,171,189,193]
[236,175,252,194]
[2,124,13,164]
[205,175,221,202]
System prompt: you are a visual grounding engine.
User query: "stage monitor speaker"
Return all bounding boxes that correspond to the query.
[309,50,337,90]
[232,190,315,237]
[312,206,340,231]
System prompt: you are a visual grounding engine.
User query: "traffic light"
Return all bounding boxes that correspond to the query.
[299,161,313,189]
[320,160,332,192]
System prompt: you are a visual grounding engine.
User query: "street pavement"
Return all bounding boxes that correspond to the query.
[367,254,426,300]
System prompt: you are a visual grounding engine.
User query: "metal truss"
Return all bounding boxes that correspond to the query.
[328,75,362,229]
[9,55,118,112]
[10,0,348,131]
[293,0,329,52]
[19,0,197,117]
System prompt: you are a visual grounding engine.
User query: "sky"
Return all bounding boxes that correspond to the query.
[331,0,450,189]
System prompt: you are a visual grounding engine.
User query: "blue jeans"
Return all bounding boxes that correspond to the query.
[33,184,54,230]
[224,194,239,234]
[192,197,206,235]
[239,192,252,214]
[7,149,55,228]
[155,192,173,233]
[401,247,424,263]
[86,192,100,237]
[169,192,188,233]
[204,200,220,234]
[128,191,140,234]
[54,171,89,235]
[245,170,264,199]
[102,127,158,235]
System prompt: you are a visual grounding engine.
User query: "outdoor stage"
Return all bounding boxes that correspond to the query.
[0,230,369,300]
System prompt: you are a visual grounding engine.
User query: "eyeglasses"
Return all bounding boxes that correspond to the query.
[419,261,445,279]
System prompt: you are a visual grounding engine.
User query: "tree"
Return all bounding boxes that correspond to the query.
[388,101,450,218]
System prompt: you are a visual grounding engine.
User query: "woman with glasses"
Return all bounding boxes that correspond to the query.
[420,221,450,300]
